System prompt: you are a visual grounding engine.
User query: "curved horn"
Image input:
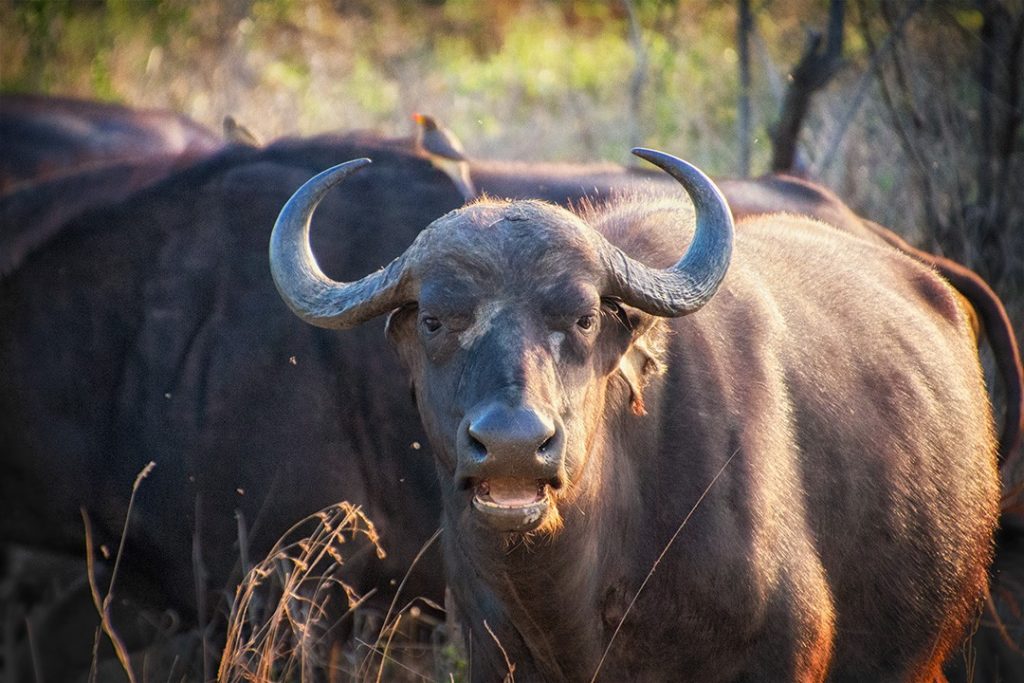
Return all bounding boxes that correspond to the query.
[600,148,734,317]
[269,158,414,329]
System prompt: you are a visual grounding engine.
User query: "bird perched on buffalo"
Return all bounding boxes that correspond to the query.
[223,115,263,147]
[412,112,477,201]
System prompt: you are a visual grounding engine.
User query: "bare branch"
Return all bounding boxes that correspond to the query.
[816,0,924,175]
[83,508,139,683]
[856,0,945,250]
[770,0,847,173]
[737,0,754,177]
[623,0,649,155]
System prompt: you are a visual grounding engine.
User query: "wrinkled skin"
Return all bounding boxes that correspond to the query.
[386,204,637,537]
[275,159,1000,680]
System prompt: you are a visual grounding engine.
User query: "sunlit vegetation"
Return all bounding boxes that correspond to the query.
[2,0,829,173]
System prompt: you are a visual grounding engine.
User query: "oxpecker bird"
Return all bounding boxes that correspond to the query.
[412,112,477,201]
[223,115,263,147]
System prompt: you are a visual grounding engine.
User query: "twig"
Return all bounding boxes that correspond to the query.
[358,527,441,680]
[24,618,43,683]
[163,654,182,683]
[83,508,139,683]
[737,0,753,177]
[374,614,403,683]
[855,0,943,245]
[622,0,649,155]
[377,527,443,648]
[353,638,436,682]
[81,460,155,683]
[107,461,155,596]
[483,619,515,683]
[218,502,385,682]
[814,0,924,175]
[770,0,847,173]
[589,447,741,683]
[235,508,252,579]
[88,626,100,683]
[984,589,1024,656]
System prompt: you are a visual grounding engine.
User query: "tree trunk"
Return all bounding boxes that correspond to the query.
[770,0,846,174]
[737,0,753,177]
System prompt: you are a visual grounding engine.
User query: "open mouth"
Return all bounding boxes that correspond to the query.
[471,478,551,532]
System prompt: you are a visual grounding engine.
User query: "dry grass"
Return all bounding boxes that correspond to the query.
[218,501,382,682]
[217,503,452,683]
[1,500,455,683]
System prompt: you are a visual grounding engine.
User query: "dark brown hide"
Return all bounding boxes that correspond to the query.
[0,135,456,619]
[0,155,200,275]
[0,94,222,193]
[717,173,1023,466]
[0,95,227,275]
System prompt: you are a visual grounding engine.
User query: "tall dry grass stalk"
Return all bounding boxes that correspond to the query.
[83,460,157,683]
[217,502,386,683]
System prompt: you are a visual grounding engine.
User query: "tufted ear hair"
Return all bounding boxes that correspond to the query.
[614,307,665,416]
[384,306,421,407]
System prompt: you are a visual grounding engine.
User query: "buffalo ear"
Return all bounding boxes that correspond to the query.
[385,304,420,364]
[385,304,416,342]
[612,305,664,416]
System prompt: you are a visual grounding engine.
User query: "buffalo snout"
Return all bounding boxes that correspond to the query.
[455,402,566,532]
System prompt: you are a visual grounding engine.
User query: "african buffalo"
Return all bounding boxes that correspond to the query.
[0,134,461,679]
[0,93,222,193]
[3,125,692,677]
[272,150,1000,680]
[3,110,1019,679]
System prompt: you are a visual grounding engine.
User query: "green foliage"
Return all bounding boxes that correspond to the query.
[438,640,469,682]
[346,55,399,116]
[252,0,301,24]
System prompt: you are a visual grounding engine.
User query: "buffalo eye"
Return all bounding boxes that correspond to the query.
[576,314,597,331]
[421,315,442,333]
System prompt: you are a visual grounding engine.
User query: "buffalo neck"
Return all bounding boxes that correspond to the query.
[440,378,655,681]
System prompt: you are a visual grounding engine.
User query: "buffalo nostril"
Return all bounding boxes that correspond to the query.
[467,433,487,458]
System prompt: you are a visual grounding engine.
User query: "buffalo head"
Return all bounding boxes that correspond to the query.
[269,149,733,535]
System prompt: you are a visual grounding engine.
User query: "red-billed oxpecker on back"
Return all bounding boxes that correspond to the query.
[270,150,999,681]
[412,112,477,202]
